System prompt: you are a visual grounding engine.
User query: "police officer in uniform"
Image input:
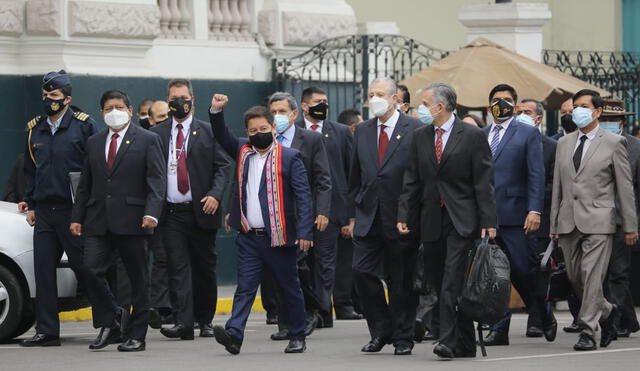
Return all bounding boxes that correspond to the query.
[20,70,97,347]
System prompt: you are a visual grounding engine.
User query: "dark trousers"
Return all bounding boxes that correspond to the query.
[106,254,132,310]
[84,234,149,340]
[226,233,306,343]
[149,231,172,313]
[423,208,475,353]
[33,204,84,336]
[309,222,340,315]
[352,214,418,345]
[162,206,218,328]
[333,235,359,312]
[605,230,640,331]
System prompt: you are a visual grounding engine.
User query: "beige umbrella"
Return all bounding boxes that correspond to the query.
[401,38,609,110]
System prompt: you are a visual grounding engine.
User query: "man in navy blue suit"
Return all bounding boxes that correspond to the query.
[483,84,557,346]
[208,94,313,355]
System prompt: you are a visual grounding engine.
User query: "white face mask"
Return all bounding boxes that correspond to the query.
[369,96,390,118]
[104,109,130,130]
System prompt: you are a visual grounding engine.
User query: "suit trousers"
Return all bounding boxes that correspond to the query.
[33,204,85,336]
[333,236,359,312]
[84,234,149,340]
[149,231,172,313]
[162,206,218,328]
[559,228,614,337]
[352,213,418,345]
[605,230,640,332]
[423,207,475,353]
[310,221,340,315]
[226,233,306,343]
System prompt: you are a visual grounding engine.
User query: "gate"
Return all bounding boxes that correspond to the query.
[272,34,449,121]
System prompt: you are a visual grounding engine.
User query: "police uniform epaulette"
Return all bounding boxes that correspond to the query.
[73,111,90,122]
[26,115,42,130]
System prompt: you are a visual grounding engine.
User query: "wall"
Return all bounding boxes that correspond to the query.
[623,0,640,51]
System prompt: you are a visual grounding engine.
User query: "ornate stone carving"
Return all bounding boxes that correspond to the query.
[257,9,276,46]
[282,12,357,47]
[26,0,61,36]
[0,0,24,36]
[68,1,160,39]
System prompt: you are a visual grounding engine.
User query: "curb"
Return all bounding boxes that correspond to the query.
[59,297,266,322]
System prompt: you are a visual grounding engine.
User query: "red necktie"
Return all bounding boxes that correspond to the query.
[435,128,444,164]
[107,133,119,170]
[176,124,190,194]
[378,124,389,166]
[311,124,319,132]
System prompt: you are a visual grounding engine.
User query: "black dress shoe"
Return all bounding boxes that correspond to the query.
[284,339,306,353]
[484,331,509,346]
[117,339,145,352]
[335,308,364,320]
[213,325,241,355]
[160,325,194,340]
[148,309,162,329]
[617,328,631,338]
[304,314,318,336]
[414,320,426,343]
[89,326,122,350]
[361,337,391,352]
[563,321,581,333]
[199,323,214,338]
[600,305,619,348]
[543,318,558,342]
[270,329,289,341]
[574,333,596,351]
[433,343,454,360]
[526,326,543,337]
[266,313,278,325]
[394,342,413,355]
[19,334,61,347]
[424,330,438,341]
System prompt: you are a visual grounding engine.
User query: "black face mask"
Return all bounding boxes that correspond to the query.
[490,99,514,120]
[169,99,193,120]
[249,132,274,150]
[43,97,66,116]
[139,117,151,129]
[308,102,328,121]
[560,114,577,133]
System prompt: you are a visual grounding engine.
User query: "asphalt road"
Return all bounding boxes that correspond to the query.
[1,311,639,371]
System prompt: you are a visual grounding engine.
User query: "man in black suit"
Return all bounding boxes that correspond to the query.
[398,83,497,359]
[297,87,359,323]
[349,77,421,355]
[150,79,231,340]
[70,90,166,352]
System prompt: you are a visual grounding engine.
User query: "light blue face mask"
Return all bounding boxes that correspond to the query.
[274,114,291,134]
[572,107,594,128]
[417,104,434,125]
[600,121,621,134]
[516,113,536,127]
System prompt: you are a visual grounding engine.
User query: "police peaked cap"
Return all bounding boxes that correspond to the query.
[42,70,71,91]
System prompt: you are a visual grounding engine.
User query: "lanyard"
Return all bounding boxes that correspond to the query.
[169,127,190,163]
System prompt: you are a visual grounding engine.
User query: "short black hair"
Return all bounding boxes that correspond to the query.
[138,99,153,113]
[397,84,410,104]
[489,83,518,103]
[244,106,274,127]
[59,85,72,98]
[301,87,327,103]
[100,90,132,109]
[572,89,604,109]
[167,78,193,96]
[337,109,362,127]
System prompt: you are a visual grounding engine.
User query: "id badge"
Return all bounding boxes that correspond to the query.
[169,161,177,175]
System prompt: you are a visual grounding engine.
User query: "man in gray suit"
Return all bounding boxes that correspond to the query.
[550,89,638,352]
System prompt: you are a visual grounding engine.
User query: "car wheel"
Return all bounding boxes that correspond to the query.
[0,265,26,343]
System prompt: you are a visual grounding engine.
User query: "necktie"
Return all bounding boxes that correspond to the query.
[107,133,119,170]
[277,135,285,146]
[310,124,319,132]
[378,124,389,166]
[490,125,502,157]
[176,123,189,194]
[435,128,444,164]
[573,135,588,171]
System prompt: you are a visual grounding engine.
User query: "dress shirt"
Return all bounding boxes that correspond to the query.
[377,109,400,141]
[304,117,323,133]
[574,125,600,163]
[47,115,63,135]
[246,146,272,229]
[487,117,514,146]
[434,113,455,150]
[166,115,193,203]
[278,124,296,148]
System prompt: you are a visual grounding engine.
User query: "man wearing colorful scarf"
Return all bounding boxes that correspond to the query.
[208,94,314,355]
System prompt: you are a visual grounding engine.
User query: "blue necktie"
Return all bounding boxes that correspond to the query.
[490,125,502,157]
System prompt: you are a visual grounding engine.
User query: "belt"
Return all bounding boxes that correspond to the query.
[243,228,267,236]
[166,202,193,212]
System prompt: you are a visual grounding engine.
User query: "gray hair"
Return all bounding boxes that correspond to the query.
[423,83,457,112]
[268,91,298,111]
[370,77,398,98]
[521,98,544,117]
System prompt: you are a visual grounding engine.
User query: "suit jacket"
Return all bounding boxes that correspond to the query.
[2,154,25,203]
[289,125,332,219]
[550,127,637,235]
[349,113,421,238]
[71,124,166,236]
[483,119,544,226]
[296,119,353,226]
[539,135,557,238]
[209,111,314,244]
[617,133,640,230]
[151,117,231,230]
[398,117,497,241]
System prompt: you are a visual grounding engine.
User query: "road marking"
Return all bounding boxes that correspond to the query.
[475,347,640,362]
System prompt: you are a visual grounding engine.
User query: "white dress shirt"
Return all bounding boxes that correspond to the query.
[277,124,296,148]
[246,146,272,229]
[47,115,63,135]
[105,124,130,160]
[377,109,400,142]
[434,113,455,150]
[166,116,193,203]
[487,117,514,146]
[574,125,600,163]
[304,117,323,133]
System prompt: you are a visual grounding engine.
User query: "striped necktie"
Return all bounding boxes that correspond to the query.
[490,125,502,157]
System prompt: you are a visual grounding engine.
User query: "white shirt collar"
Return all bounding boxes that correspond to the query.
[436,113,455,132]
[172,115,193,130]
[47,115,63,130]
[280,123,296,143]
[579,125,600,140]
[377,109,400,129]
[108,123,130,139]
[491,116,514,131]
[304,117,323,130]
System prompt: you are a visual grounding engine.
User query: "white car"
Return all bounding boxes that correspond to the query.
[0,201,82,342]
